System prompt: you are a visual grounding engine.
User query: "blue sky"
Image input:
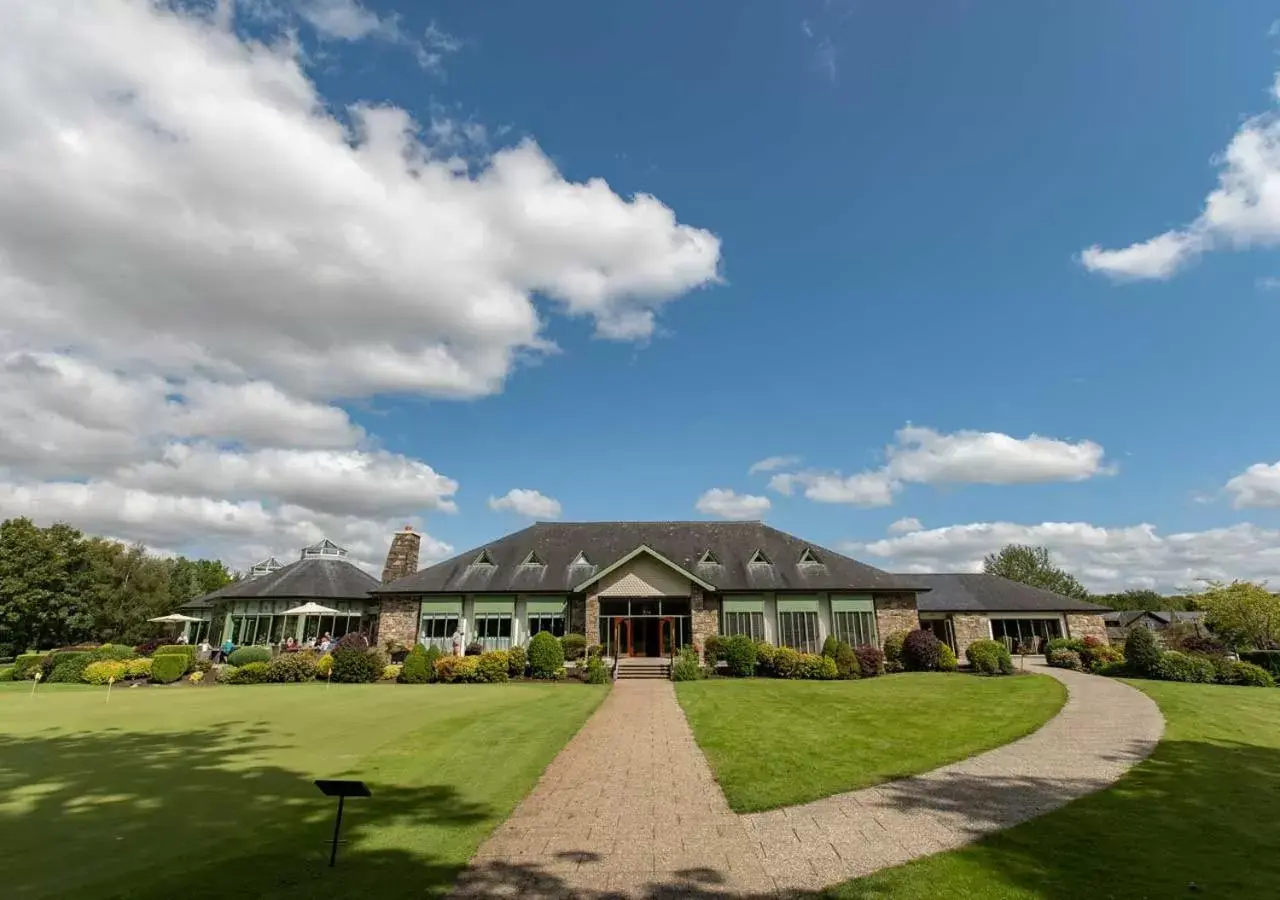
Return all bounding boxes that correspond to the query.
[6,0,1280,591]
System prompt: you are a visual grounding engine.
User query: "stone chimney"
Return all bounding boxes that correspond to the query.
[381,525,421,584]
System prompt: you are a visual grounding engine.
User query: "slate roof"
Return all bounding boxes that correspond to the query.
[908,574,1111,613]
[378,522,926,595]
[184,557,380,605]
[1103,609,1205,627]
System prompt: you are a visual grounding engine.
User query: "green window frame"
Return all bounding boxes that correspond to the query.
[722,596,765,641]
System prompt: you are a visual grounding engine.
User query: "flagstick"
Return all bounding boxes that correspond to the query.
[30,671,41,697]
[106,676,114,704]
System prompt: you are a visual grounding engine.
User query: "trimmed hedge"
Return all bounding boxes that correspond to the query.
[228,661,270,684]
[0,665,16,682]
[156,644,197,659]
[83,660,127,685]
[528,631,564,679]
[228,646,271,667]
[902,629,942,672]
[92,644,138,661]
[14,653,45,679]
[123,658,152,679]
[966,639,1014,675]
[834,641,861,679]
[331,645,385,683]
[265,652,318,683]
[435,655,482,683]
[150,653,188,684]
[47,651,96,683]
[560,633,587,661]
[723,634,758,677]
[398,644,432,684]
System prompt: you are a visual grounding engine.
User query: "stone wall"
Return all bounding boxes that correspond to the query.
[584,593,601,645]
[376,597,420,650]
[873,594,919,644]
[1067,613,1110,645]
[380,526,421,584]
[951,614,991,660]
[691,585,719,659]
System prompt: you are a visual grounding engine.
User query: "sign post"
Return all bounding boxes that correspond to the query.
[314,780,371,867]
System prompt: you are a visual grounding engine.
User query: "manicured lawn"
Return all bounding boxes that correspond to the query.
[0,681,606,900]
[676,673,1066,812]
[820,680,1280,899]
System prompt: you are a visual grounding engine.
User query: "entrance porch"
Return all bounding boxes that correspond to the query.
[599,598,693,658]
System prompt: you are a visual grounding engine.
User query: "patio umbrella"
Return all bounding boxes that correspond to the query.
[148,613,204,624]
[281,602,342,616]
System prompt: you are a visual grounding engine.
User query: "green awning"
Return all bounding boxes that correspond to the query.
[831,596,874,613]
[474,597,515,613]
[526,598,566,614]
[777,596,820,613]
[722,597,764,613]
[421,598,462,615]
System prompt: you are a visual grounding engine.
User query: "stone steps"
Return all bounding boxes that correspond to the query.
[615,658,671,680]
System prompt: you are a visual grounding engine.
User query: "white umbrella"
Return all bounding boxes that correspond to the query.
[281,602,342,616]
[149,613,203,623]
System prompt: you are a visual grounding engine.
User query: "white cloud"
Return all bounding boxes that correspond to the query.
[848,520,1280,593]
[290,2,461,72]
[695,488,771,521]
[766,425,1108,507]
[1082,63,1280,280]
[748,455,802,475]
[1225,461,1280,508]
[489,489,562,519]
[296,0,385,40]
[887,517,922,535]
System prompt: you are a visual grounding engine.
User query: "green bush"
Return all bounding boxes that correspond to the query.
[584,656,610,684]
[82,660,127,685]
[1223,660,1275,687]
[723,634,758,677]
[1046,648,1083,671]
[150,653,188,684]
[228,661,270,684]
[854,645,885,677]
[382,664,402,681]
[1155,651,1216,683]
[398,644,432,684]
[821,634,840,659]
[560,633,587,661]
[264,652,318,683]
[754,641,776,675]
[506,644,526,677]
[1085,644,1125,672]
[331,646,385,683]
[834,641,860,679]
[45,651,93,683]
[1045,637,1086,655]
[796,653,838,680]
[14,653,45,679]
[123,657,152,679]
[703,634,725,662]
[0,665,14,682]
[216,664,239,684]
[883,630,908,673]
[966,639,1014,675]
[434,655,482,683]
[91,644,138,661]
[672,647,703,681]
[228,646,271,667]
[938,643,958,672]
[771,646,801,678]
[477,651,510,683]
[1240,650,1280,676]
[1095,660,1129,677]
[528,631,565,679]
[316,653,333,678]
[1124,627,1163,677]
[902,629,942,671]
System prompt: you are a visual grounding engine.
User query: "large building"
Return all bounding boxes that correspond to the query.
[184,522,1111,657]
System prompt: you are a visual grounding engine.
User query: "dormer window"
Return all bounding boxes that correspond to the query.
[798,547,822,565]
[569,551,592,567]
[698,549,720,565]
[472,549,496,567]
[301,539,348,560]
[520,550,546,567]
[748,549,772,565]
[248,557,283,579]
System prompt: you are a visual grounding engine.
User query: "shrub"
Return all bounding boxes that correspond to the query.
[1240,650,1280,676]
[1125,627,1163,677]
[331,644,385,683]
[398,644,432,684]
[14,653,45,679]
[477,651,510,683]
[754,641,776,675]
[1095,660,1128,678]
[188,671,205,685]
[796,653,838,680]
[834,641,861,679]
[967,639,1014,675]
[1155,651,1216,684]
[228,646,271,667]
[194,659,214,673]
[1046,648,1083,671]
[382,664,402,681]
[672,647,703,681]
[133,639,164,656]
[528,631,565,679]
[902,629,942,671]
[423,645,443,679]
[0,666,14,682]
[723,634,758,677]
[265,652,318,683]
[1085,645,1125,673]
[883,630,908,673]
[703,634,725,661]
[315,653,333,678]
[82,660,126,685]
[506,645,527,677]
[150,653,188,684]
[465,641,484,656]
[123,657,152,679]
[155,644,196,660]
[938,643,958,672]
[560,633,587,661]
[434,655,482,684]
[584,656,610,684]
[47,651,94,683]
[216,664,239,684]
[854,645,885,677]
[91,644,138,661]
[821,634,840,659]
[1046,637,1086,655]
[229,661,270,684]
[587,644,604,660]
[1222,660,1275,687]
[772,646,801,678]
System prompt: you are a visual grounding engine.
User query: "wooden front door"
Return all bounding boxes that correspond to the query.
[613,618,632,657]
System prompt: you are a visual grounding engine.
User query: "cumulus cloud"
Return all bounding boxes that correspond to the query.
[766,425,1108,507]
[1081,65,1280,280]
[695,488,771,521]
[1225,461,1280,508]
[748,455,801,475]
[887,517,922,535]
[489,489,562,519]
[847,520,1280,593]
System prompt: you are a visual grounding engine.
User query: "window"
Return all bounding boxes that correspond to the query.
[528,613,565,638]
[570,551,592,567]
[698,550,720,565]
[748,549,771,565]
[777,611,820,653]
[798,547,822,565]
[990,618,1062,653]
[472,549,496,567]
[723,610,765,641]
[475,613,513,650]
[832,611,877,647]
[520,550,545,566]
[420,613,459,650]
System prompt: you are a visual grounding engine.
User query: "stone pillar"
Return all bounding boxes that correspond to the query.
[951,614,991,661]
[1066,613,1110,645]
[691,586,719,659]
[375,597,420,650]
[584,593,600,644]
[873,594,919,646]
[381,526,422,584]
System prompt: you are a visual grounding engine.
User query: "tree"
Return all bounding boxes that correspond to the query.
[1094,589,1167,612]
[84,539,174,644]
[1197,580,1280,650]
[982,544,1090,600]
[0,517,94,653]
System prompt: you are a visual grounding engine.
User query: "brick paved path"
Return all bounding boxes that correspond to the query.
[450,664,1163,898]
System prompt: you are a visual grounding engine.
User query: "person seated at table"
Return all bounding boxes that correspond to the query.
[318,633,333,652]
[283,636,298,651]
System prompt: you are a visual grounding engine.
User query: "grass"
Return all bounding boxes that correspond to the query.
[0,681,606,900]
[676,673,1066,812]
[820,680,1280,899]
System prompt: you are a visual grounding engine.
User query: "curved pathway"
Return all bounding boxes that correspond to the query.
[451,663,1163,898]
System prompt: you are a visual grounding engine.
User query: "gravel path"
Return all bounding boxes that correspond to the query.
[450,664,1163,898]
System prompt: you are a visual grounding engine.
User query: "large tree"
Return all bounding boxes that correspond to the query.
[982,543,1090,600]
[1197,580,1280,650]
[1093,588,1168,612]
